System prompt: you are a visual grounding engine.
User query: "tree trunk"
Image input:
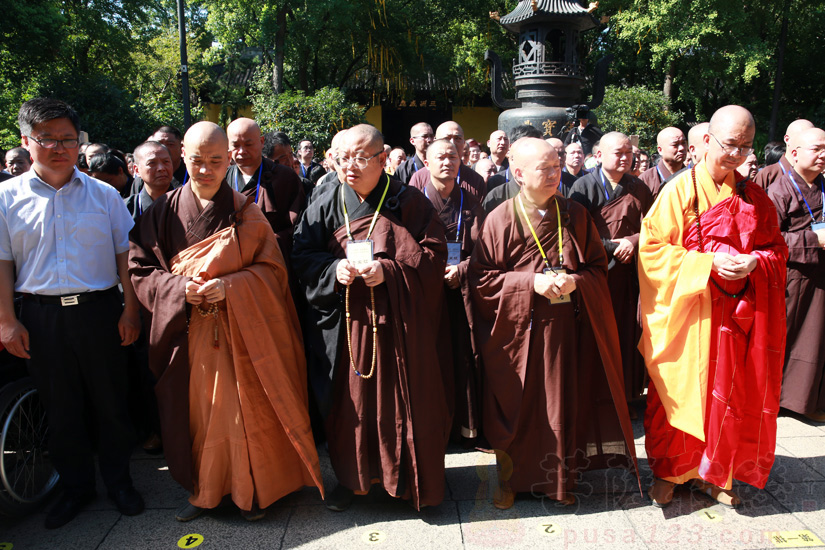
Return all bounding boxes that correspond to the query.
[272,5,287,93]
[663,59,676,99]
[769,0,790,142]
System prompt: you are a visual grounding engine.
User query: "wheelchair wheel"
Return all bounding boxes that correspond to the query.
[0,377,59,516]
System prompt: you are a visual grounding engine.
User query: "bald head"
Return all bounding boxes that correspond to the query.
[474,158,497,183]
[182,122,230,196]
[511,137,555,170]
[347,124,384,150]
[785,119,814,144]
[227,117,264,173]
[791,127,825,181]
[511,138,560,206]
[656,127,687,168]
[705,106,755,179]
[435,121,465,156]
[546,137,565,160]
[688,122,709,164]
[597,132,633,177]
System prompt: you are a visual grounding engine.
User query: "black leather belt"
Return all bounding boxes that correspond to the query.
[21,286,119,307]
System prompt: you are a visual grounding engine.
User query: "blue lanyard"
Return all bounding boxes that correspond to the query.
[598,169,611,200]
[505,168,510,182]
[656,165,666,183]
[137,196,143,217]
[234,166,262,202]
[425,185,464,240]
[790,173,825,223]
[301,163,308,178]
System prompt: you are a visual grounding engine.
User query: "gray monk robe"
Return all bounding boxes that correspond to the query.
[292,175,450,509]
[468,194,639,499]
[768,171,825,415]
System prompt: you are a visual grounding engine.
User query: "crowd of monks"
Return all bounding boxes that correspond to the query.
[4,102,823,523]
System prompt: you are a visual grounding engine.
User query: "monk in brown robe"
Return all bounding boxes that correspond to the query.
[129,122,323,522]
[768,127,825,423]
[569,132,654,406]
[469,138,639,509]
[422,139,487,446]
[639,127,687,198]
[755,119,814,191]
[408,121,487,201]
[292,124,450,512]
[226,118,305,259]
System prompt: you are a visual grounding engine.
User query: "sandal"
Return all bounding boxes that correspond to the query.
[690,479,741,508]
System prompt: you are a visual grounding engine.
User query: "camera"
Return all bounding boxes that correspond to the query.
[566,104,590,121]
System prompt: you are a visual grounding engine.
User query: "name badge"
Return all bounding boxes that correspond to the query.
[812,222,825,232]
[544,267,571,304]
[447,241,462,266]
[347,239,374,269]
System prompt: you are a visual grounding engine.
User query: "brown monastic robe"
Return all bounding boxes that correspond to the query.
[468,194,639,498]
[569,171,654,401]
[768,171,825,415]
[639,160,674,199]
[409,165,487,202]
[755,156,793,192]
[128,182,322,504]
[292,175,450,509]
[423,180,487,441]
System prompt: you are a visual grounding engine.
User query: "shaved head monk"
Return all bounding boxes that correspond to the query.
[129,121,323,522]
[469,138,639,509]
[226,117,305,260]
[395,121,434,184]
[292,124,450,512]
[408,121,487,201]
[687,122,709,166]
[639,105,788,509]
[755,119,815,191]
[422,139,488,445]
[569,132,654,408]
[640,127,686,197]
[768,127,825,423]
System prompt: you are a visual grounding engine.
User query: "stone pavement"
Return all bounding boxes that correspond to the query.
[2,410,824,550]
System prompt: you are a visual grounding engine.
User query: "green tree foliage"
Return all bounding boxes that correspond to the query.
[250,77,366,152]
[596,85,683,150]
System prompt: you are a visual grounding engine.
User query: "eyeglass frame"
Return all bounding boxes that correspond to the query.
[334,150,384,169]
[27,136,80,149]
[709,133,754,157]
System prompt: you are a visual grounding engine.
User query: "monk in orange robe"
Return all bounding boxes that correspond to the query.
[129,122,323,522]
[639,106,788,508]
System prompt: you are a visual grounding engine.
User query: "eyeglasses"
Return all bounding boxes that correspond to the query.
[335,151,382,169]
[28,136,80,149]
[709,133,753,157]
[412,134,434,141]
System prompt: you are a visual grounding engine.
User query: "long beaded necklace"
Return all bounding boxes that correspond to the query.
[691,166,749,299]
[196,302,220,349]
[340,176,390,379]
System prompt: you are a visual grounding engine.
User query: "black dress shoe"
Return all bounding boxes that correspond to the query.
[108,486,145,516]
[45,492,95,529]
[325,484,354,512]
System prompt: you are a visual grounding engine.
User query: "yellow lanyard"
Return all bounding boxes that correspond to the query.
[517,193,563,269]
[341,175,391,240]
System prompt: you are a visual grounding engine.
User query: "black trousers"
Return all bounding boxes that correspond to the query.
[21,289,135,497]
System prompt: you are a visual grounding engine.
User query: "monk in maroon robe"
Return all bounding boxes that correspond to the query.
[129,122,322,522]
[469,138,639,509]
[292,124,449,512]
[569,132,654,406]
[409,121,487,201]
[422,139,487,445]
[639,127,686,198]
[768,127,825,422]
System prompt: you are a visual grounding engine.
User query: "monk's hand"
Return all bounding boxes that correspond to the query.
[0,318,30,359]
[197,278,226,303]
[118,305,141,346]
[444,265,460,289]
[336,259,359,286]
[185,280,204,305]
[534,272,560,299]
[553,273,576,296]
[358,260,385,287]
[720,254,758,280]
[611,238,634,263]
[713,252,744,280]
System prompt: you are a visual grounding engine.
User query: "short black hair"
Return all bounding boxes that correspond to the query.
[508,124,543,143]
[263,131,291,158]
[151,126,183,140]
[88,151,127,175]
[764,141,785,165]
[18,98,81,137]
